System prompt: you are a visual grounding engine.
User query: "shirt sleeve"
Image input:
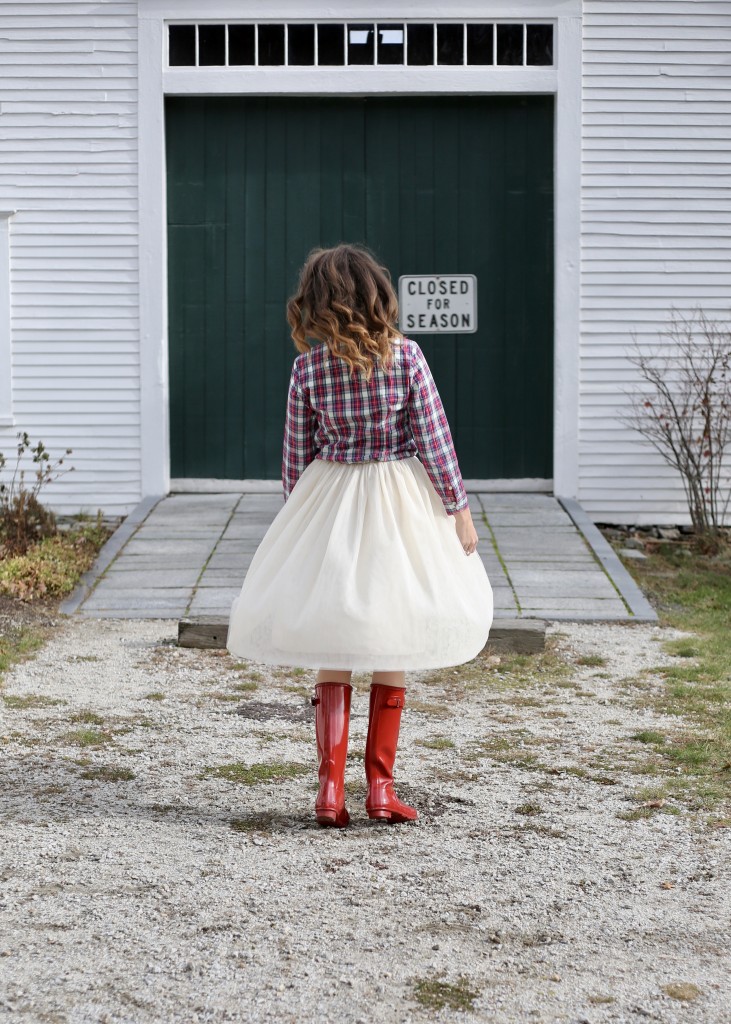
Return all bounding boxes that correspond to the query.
[282,360,318,501]
[406,341,469,515]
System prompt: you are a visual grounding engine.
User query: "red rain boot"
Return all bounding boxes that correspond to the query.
[311,682,352,828]
[365,683,418,823]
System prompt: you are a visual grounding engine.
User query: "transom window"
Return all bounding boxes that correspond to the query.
[168,22,554,68]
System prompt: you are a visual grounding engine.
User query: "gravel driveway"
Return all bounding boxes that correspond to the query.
[0,617,729,1023]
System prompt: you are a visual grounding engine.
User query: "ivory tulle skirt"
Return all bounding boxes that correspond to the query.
[226,456,493,671]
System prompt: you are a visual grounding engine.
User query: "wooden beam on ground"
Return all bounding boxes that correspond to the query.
[178,617,545,655]
[178,616,230,650]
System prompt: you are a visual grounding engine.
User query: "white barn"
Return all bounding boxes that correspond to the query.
[0,0,729,524]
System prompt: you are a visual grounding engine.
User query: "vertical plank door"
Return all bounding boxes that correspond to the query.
[166,95,553,480]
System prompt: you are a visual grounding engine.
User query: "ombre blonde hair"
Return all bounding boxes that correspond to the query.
[286,244,402,379]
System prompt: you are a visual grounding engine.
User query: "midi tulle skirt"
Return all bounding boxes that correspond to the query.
[226,455,493,671]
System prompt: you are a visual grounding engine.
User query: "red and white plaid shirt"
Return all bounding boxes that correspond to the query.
[282,337,468,514]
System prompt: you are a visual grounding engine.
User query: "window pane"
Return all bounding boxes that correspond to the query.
[288,23,315,65]
[228,24,255,65]
[198,24,225,66]
[169,25,196,67]
[407,23,433,65]
[348,23,374,64]
[258,24,285,66]
[377,24,404,65]
[497,24,523,65]
[437,24,463,65]
[318,24,345,65]
[527,24,553,66]
[467,24,493,65]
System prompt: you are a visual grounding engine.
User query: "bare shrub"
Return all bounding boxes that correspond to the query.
[625,308,731,539]
[0,433,73,555]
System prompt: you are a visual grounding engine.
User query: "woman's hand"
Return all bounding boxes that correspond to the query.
[453,507,478,555]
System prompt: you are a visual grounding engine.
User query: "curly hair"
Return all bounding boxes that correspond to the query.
[286,243,402,380]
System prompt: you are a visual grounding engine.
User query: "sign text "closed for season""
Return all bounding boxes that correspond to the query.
[398,274,477,334]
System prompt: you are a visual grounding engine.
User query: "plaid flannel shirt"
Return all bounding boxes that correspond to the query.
[282,337,469,515]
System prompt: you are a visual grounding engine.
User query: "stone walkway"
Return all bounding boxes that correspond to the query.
[63,491,655,623]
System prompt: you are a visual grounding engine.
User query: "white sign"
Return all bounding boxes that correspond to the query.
[398,274,477,334]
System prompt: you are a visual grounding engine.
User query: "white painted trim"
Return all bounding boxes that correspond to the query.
[172,479,283,493]
[464,479,553,493]
[0,212,15,429]
[143,0,581,19]
[552,15,582,499]
[164,67,557,94]
[138,0,582,499]
[171,477,553,493]
[138,14,171,498]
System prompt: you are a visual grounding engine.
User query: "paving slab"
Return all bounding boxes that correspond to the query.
[62,489,657,624]
[98,570,201,589]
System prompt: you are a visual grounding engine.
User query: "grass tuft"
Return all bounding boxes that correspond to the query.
[0,626,48,678]
[515,802,543,816]
[631,730,666,745]
[415,736,456,750]
[413,975,479,1012]
[201,761,310,786]
[79,765,135,782]
[62,727,112,748]
[3,693,65,709]
[662,982,701,1002]
[663,639,701,659]
[617,807,655,821]
[70,710,105,726]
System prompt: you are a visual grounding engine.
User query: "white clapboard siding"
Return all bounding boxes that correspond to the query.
[579,0,731,524]
[0,1,140,515]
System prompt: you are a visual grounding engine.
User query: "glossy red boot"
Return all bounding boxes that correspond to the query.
[365,683,418,823]
[311,682,352,828]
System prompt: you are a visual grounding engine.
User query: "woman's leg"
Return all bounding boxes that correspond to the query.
[317,669,352,684]
[372,670,404,687]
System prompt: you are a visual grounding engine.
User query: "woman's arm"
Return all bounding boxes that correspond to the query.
[406,341,470,515]
[282,361,318,500]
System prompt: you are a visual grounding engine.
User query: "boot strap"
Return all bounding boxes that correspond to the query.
[386,696,404,708]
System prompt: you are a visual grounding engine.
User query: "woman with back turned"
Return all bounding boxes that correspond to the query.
[227,243,493,827]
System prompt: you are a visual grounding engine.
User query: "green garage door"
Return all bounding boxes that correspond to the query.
[166,96,554,480]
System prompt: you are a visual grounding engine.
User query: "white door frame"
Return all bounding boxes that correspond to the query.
[138,0,582,498]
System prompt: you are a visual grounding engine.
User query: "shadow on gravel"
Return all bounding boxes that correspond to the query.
[3,754,475,834]
[235,700,313,724]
